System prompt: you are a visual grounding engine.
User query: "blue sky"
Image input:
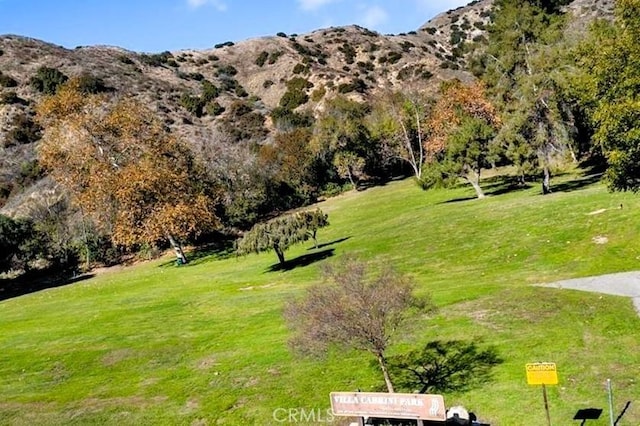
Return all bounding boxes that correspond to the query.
[0,0,470,53]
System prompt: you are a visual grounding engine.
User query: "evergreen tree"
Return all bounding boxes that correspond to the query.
[480,0,576,193]
[576,0,640,192]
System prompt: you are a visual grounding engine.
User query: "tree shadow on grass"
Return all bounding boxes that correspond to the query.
[266,248,335,272]
[307,236,351,251]
[0,271,95,302]
[440,175,533,204]
[158,236,237,268]
[387,340,503,394]
[551,172,603,193]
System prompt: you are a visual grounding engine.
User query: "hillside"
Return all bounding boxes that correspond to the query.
[1,174,639,424]
[0,0,615,215]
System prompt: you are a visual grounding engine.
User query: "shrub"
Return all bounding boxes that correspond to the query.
[400,41,415,52]
[180,93,204,117]
[423,27,437,35]
[279,90,308,110]
[387,51,403,64]
[30,66,68,94]
[219,101,267,143]
[271,107,314,129]
[118,54,134,64]
[451,29,466,45]
[287,77,313,92]
[255,51,269,67]
[188,72,205,81]
[268,51,284,64]
[4,113,41,146]
[76,73,110,94]
[206,101,225,116]
[0,72,18,87]
[235,84,249,98]
[202,80,220,102]
[0,91,26,105]
[220,76,239,92]
[292,63,308,74]
[139,51,172,66]
[277,32,287,37]
[357,61,375,72]
[216,64,238,76]
[338,42,357,64]
[208,54,219,61]
[263,79,274,89]
[337,83,354,94]
[311,86,326,102]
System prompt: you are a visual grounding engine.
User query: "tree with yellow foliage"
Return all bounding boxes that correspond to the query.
[36,78,220,264]
[422,80,501,199]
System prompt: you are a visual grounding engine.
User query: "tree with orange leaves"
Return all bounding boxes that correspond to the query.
[422,80,501,199]
[36,78,220,264]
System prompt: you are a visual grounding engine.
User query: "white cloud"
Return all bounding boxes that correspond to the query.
[187,0,227,11]
[297,0,340,12]
[361,5,388,29]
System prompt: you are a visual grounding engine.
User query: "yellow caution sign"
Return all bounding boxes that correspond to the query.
[526,362,558,385]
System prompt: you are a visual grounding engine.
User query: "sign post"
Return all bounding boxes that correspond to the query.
[526,362,558,426]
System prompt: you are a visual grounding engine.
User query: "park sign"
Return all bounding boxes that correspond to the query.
[526,362,558,385]
[330,392,446,421]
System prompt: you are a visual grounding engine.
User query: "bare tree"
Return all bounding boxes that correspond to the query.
[368,91,431,180]
[284,256,434,393]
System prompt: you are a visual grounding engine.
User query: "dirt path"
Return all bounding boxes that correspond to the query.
[540,271,640,315]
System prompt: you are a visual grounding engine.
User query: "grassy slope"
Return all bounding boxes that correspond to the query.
[1,173,640,425]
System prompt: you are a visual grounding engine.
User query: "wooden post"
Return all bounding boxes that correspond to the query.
[542,384,552,426]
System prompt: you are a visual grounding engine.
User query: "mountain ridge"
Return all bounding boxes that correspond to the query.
[0,0,613,215]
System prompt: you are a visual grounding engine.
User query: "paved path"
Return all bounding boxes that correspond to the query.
[540,271,640,315]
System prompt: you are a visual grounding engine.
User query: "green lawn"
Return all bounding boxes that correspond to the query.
[1,172,640,425]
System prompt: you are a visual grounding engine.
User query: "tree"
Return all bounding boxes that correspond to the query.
[236,209,328,265]
[367,91,431,180]
[284,256,434,393]
[297,209,329,248]
[387,340,502,394]
[30,66,68,95]
[36,79,220,264]
[0,214,47,273]
[423,81,501,199]
[480,0,577,194]
[333,151,366,189]
[259,127,319,205]
[576,0,640,192]
[311,96,377,188]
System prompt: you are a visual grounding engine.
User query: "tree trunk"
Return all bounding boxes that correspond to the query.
[542,165,552,195]
[312,230,318,249]
[274,244,286,265]
[347,169,356,190]
[167,234,188,265]
[465,171,485,199]
[80,211,91,271]
[377,353,395,393]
